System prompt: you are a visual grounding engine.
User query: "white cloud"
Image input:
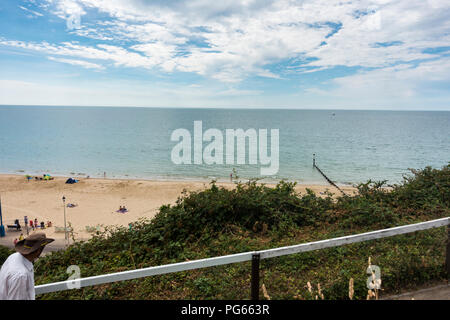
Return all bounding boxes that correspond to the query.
[3,0,450,92]
[304,1,450,69]
[46,0,86,19]
[0,78,267,108]
[48,56,104,69]
[0,39,154,69]
[306,57,450,105]
[18,5,44,17]
[130,43,177,70]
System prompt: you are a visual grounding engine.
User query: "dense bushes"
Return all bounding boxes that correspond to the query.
[0,245,14,265]
[34,164,449,299]
[148,164,449,241]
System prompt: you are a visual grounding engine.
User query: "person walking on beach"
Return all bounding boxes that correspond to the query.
[0,232,54,300]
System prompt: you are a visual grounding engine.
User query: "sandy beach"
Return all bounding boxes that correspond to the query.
[0,174,356,246]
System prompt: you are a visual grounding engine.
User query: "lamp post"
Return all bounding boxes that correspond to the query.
[62,196,68,246]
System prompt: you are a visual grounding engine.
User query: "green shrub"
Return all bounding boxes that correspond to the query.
[0,245,14,266]
[34,164,450,300]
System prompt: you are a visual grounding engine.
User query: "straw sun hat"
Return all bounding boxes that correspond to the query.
[15,232,54,255]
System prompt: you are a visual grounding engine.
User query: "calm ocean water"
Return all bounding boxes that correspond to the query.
[0,106,448,185]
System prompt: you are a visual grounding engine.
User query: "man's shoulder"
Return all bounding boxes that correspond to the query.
[3,252,21,263]
[2,252,19,265]
[2,253,31,275]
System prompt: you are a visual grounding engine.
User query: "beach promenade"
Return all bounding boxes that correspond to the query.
[0,236,68,254]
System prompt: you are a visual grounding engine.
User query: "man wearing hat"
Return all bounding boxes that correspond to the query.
[0,232,54,300]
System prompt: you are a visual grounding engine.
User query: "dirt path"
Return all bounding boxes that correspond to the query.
[384,282,450,300]
[0,235,82,255]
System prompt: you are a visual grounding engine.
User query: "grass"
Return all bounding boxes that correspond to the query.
[29,164,450,299]
[0,245,14,265]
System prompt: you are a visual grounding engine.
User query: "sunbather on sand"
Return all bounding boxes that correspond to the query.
[116,206,128,213]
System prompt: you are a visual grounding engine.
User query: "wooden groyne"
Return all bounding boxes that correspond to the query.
[313,154,347,195]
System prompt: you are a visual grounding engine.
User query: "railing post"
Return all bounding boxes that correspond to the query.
[251,253,260,300]
[446,224,450,279]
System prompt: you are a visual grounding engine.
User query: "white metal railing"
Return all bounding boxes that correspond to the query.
[35,217,450,296]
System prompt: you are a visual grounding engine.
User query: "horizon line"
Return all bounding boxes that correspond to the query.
[1,104,449,112]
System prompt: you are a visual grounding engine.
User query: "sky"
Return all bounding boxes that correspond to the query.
[0,0,449,110]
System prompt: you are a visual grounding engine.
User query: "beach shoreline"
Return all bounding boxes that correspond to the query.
[0,170,354,187]
[0,173,357,248]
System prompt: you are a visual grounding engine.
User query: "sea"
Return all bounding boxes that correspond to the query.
[0,105,448,186]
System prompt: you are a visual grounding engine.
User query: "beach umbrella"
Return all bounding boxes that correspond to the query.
[0,196,5,237]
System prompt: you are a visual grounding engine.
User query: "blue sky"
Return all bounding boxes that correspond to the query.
[0,0,449,110]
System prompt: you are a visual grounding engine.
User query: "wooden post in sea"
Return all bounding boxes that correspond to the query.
[312,155,346,196]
